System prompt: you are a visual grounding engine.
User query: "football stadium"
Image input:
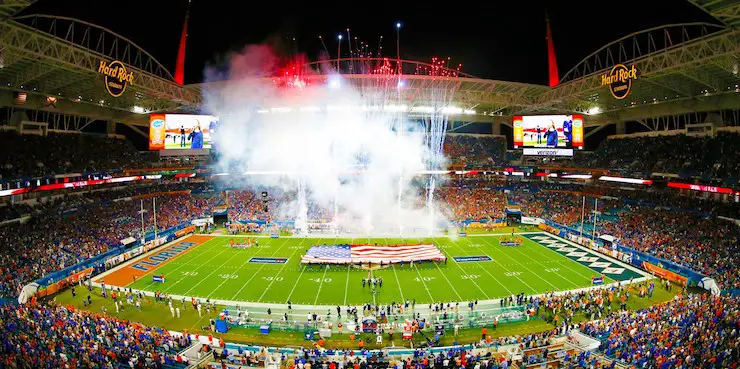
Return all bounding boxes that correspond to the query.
[0,1,739,368]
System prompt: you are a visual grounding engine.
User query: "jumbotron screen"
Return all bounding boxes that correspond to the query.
[513,115,584,149]
[148,114,219,150]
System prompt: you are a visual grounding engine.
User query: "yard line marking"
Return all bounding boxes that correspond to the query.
[284,265,307,303]
[343,237,354,306]
[370,268,377,307]
[256,238,306,302]
[391,263,406,303]
[211,237,290,300]
[500,240,580,288]
[518,234,599,281]
[454,236,538,294]
[415,238,464,301]
[475,237,560,291]
[433,261,463,300]
[314,265,330,304]
[285,238,325,303]
[383,237,405,303]
[428,238,491,300]
[181,249,248,296]
[147,238,233,293]
[442,237,515,296]
[228,238,291,300]
[343,263,351,306]
[412,262,435,303]
[131,237,224,291]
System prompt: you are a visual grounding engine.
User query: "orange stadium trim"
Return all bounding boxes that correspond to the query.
[97,235,213,287]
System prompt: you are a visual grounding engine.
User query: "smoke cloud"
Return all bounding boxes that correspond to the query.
[204,45,450,235]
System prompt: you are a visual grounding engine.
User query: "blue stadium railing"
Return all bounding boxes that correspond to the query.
[35,221,193,288]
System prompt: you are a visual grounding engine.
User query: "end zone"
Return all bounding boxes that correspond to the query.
[95,235,214,287]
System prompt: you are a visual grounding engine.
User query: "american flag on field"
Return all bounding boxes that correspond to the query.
[301,244,446,264]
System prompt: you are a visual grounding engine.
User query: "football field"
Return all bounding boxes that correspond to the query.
[115,232,643,306]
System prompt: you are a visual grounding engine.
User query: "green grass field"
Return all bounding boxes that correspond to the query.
[118,232,644,306]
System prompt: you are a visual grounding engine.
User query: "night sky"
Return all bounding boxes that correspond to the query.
[22,0,718,85]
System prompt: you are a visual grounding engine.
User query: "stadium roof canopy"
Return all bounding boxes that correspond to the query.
[0,0,739,133]
[541,22,740,125]
[0,11,202,130]
[689,0,740,27]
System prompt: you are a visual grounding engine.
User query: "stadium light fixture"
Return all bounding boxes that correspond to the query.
[561,174,592,179]
[132,106,146,114]
[328,76,341,89]
[338,34,343,40]
[599,176,653,185]
[463,109,476,115]
[586,107,600,115]
[384,104,408,112]
[396,22,402,29]
[440,106,463,114]
[410,106,435,113]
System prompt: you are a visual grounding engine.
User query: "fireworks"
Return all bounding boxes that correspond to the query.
[207,41,464,235]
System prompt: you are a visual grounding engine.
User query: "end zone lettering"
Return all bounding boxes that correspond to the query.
[249,257,288,264]
[453,256,492,263]
[131,241,196,272]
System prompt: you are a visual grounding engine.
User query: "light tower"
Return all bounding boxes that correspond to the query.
[174,0,191,85]
[546,12,559,88]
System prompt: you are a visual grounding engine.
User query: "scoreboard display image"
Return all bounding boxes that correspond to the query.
[513,114,583,149]
[149,114,219,150]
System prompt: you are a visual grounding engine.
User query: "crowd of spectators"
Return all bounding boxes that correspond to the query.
[444,136,506,168]
[581,293,740,368]
[597,206,740,291]
[507,190,606,227]
[0,301,191,368]
[436,187,505,221]
[0,183,217,298]
[0,131,158,180]
[227,190,268,223]
[0,202,33,222]
[575,132,740,182]
[497,181,739,291]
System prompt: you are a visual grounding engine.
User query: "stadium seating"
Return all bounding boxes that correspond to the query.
[597,207,740,291]
[437,187,506,222]
[0,131,158,180]
[581,293,739,368]
[504,182,739,290]
[443,135,506,168]
[0,183,216,298]
[575,132,740,183]
[0,301,192,368]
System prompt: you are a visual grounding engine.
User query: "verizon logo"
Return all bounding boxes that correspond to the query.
[523,148,573,156]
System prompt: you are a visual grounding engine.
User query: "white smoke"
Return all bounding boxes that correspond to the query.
[204,45,450,235]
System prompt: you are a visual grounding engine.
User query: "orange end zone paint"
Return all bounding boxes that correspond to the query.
[96,235,214,287]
